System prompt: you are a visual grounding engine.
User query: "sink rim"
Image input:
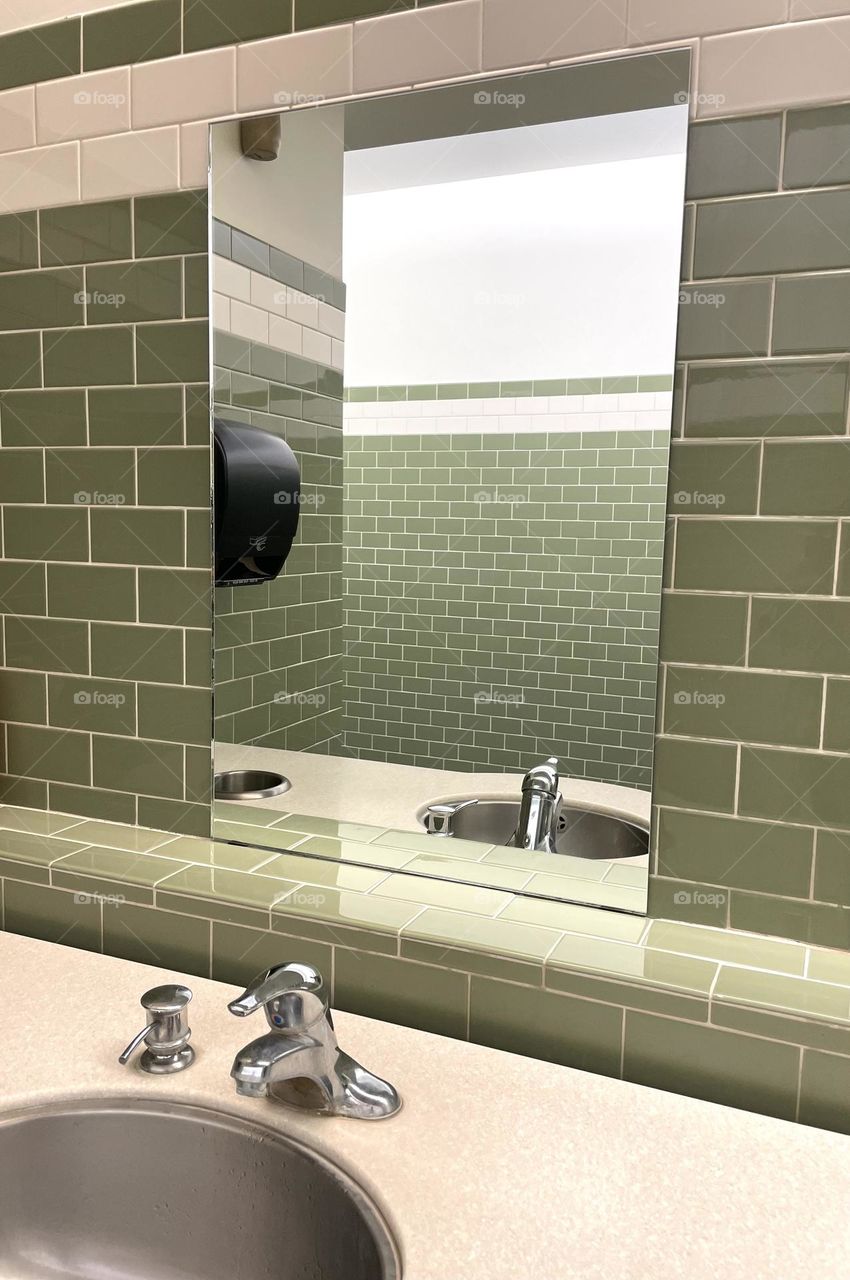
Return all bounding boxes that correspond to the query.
[0,1094,402,1280]
[416,793,650,835]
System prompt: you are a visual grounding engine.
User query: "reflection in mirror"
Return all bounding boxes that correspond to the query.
[209,51,690,915]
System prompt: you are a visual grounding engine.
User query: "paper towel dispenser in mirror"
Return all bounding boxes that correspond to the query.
[213,418,300,586]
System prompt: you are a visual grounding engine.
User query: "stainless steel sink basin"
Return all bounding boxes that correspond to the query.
[428,799,649,860]
[0,1099,400,1279]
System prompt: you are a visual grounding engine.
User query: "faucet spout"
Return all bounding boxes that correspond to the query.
[231,1030,322,1093]
[511,756,562,853]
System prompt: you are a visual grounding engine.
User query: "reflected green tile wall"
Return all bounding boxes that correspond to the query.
[654,103,850,944]
[342,428,667,783]
[0,190,211,836]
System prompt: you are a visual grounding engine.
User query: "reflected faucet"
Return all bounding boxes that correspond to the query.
[228,962,401,1120]
[511,757,562,853]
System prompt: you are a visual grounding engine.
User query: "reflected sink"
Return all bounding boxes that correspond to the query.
[423,799,649,860]
[0,1100,399,1279]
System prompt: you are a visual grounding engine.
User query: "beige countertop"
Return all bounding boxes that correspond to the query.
[3,931,850,1278]
[214,742,651,832]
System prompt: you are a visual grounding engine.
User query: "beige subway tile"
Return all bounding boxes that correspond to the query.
[212,291,230,330]
[236,26,352,113]
[250,270,288,316]
[214,254,251,302]
[285,289,319,329]
[81,127,179,200]
[0,87,35,155]
[628,0,788,44]
[353,2,482,93]
[36,69,130,145]
[0,142,79,212]
[132,48,236,130]
[698,18,850,117]
[482,0,627,71]
[230,298,269,344]
[318,301,344,340]
[268,312,302,354]
[180,120,210,188]
[301,326,332,365]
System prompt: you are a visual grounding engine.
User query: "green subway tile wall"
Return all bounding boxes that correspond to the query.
[0,7,847,953]
[342,428,668,782]
[0,191,212,836]
[653,105,850,946]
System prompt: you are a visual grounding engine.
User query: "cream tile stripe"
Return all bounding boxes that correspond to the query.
[0,10,848,212]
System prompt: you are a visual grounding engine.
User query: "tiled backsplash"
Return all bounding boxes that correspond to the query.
[654,107,850,948]
[0,0,850,956]
[2,801,850,1134]
[212,222,345,754]
[0,189,211,836]
[343,425,668,782]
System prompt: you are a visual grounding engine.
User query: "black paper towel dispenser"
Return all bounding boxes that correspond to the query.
[214,417,300,586]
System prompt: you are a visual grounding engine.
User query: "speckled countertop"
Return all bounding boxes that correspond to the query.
[4,932,850,1279]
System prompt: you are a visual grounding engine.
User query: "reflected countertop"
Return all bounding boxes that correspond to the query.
[214,742,651,832]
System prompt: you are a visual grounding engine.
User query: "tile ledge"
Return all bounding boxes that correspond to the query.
[4,805,850,1032]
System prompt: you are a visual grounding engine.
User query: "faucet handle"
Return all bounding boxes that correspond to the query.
[228,962,328,1031]
[424,797,478,836]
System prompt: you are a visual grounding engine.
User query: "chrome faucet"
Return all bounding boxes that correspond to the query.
[228,962,401,1120]
[511,757,562,853]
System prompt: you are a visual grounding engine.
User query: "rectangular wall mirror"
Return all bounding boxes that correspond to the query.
[210,50,690,915]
